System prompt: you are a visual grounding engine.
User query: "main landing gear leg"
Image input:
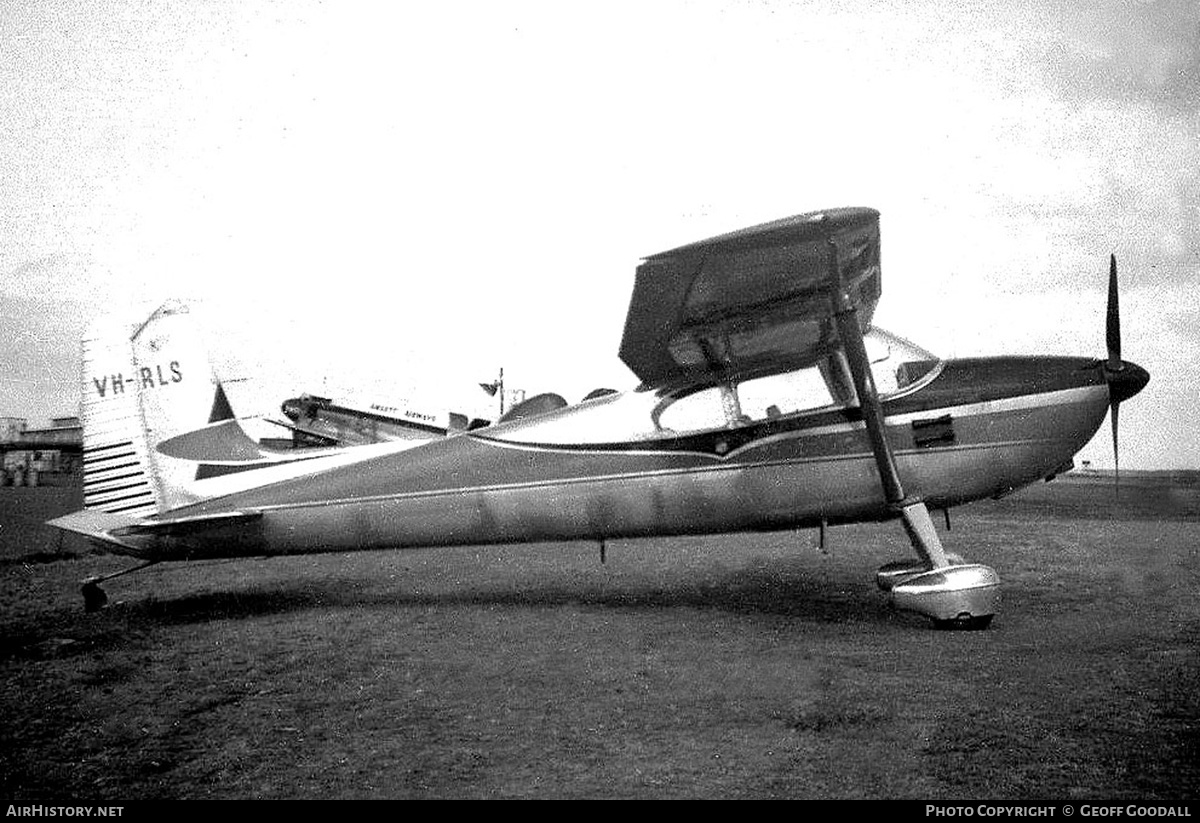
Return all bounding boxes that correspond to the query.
[81,561,160,612]
[900,499,949,568]
[875,500,948,590]
[826,229,998,629]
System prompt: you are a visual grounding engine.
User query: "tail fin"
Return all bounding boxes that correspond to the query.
[81,300,235,515]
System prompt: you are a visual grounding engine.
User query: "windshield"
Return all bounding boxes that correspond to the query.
[863,327,940,395]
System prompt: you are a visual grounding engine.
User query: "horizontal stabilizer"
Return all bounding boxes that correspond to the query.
[48,508,263,543]
[114,509,263,537]
[47,509,143,541]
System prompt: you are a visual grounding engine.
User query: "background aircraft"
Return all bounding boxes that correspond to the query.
[50,208,1148,628]
[273,382,600,448]
[275,392,493,447]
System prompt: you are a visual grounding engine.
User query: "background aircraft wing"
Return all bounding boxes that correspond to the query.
[619,207,880,386]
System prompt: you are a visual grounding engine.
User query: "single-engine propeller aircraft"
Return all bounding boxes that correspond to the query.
[50,208,1148,628]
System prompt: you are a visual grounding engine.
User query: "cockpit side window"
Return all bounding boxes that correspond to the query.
[652,327,942,434]
[655,384,729,433]
[736,366,838,422]
[655,365,837,433]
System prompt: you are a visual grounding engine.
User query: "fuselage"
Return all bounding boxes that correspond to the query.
[119,352,1122,561]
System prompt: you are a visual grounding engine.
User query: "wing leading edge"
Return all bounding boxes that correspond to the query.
[619,207,881,386]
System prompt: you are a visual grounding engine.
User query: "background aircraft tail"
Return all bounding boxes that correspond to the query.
[80,300,236,516]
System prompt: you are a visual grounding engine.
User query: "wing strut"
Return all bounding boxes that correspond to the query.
[825,235,950,571]
[822,228,999,628]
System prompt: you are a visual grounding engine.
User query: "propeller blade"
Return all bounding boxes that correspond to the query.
[1110,400,1120,496]
[1100,253,1149,496]
[1107,254,1122,367]
[1106,254,1124,496]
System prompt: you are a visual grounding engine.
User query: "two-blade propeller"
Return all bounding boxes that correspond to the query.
[1102,254,1150,492]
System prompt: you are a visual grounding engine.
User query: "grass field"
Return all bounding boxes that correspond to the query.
[1,476,1197,799]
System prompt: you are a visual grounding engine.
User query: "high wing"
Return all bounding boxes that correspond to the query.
[619,207,880,386]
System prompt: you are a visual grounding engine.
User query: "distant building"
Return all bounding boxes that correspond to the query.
[0,415,82,484]
[0,417,27,443]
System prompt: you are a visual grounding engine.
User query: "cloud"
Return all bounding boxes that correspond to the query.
[1034,0,1200,114]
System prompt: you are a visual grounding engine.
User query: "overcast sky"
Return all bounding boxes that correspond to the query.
[2,0,1196,469]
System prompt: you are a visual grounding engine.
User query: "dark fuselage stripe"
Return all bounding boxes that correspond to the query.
[225,434,1066,518]
[193,452,338,481]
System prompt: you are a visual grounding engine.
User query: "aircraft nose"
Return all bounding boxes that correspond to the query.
[1105,360,1150,404]
[281,399,303,421]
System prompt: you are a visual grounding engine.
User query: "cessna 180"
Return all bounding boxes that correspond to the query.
[50,207,1148,628]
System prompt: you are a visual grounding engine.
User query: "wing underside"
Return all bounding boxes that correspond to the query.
[619,207,881,386]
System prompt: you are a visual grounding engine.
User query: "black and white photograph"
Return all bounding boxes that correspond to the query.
[1,0,1197,802]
